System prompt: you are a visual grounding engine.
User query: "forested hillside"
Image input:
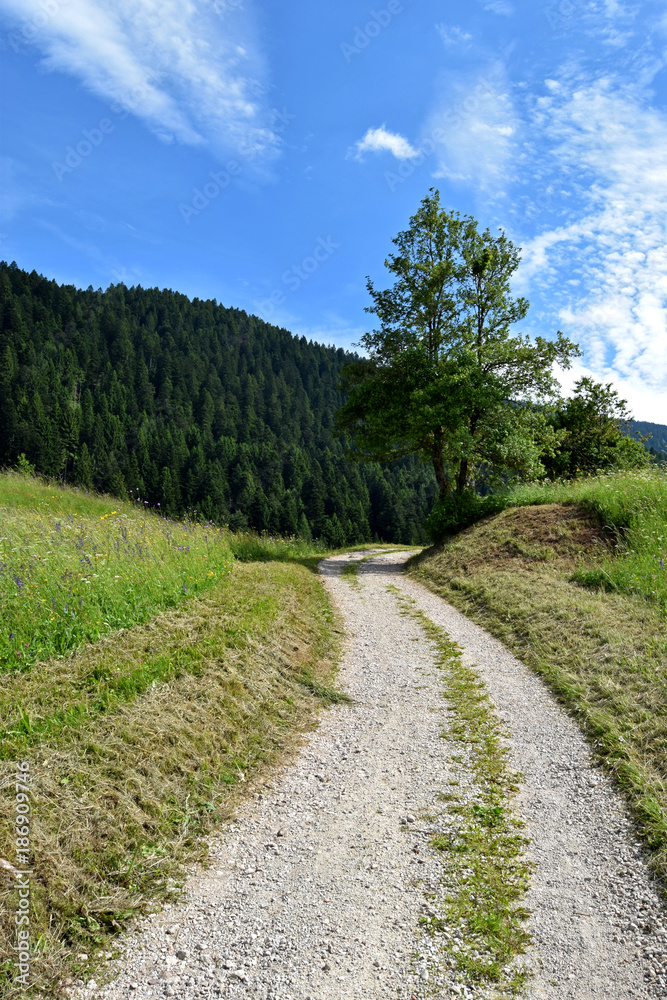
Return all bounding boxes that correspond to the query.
[630,421,667,461]
[0,261,436,544]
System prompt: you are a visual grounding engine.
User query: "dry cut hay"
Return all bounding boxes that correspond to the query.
[0,560,341,998]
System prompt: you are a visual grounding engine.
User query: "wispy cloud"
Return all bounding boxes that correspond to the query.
[0,0,278,159]
[517,75,667,419]
[427,67,519,189]
[349,126,419,162]
[436,24,472,48]
[480,1,514,16]
[292,318,367,353]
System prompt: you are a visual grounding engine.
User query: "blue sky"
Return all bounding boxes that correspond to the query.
[1,0,666,422]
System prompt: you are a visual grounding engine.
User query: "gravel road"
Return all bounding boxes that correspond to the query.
[73,551,666,1000]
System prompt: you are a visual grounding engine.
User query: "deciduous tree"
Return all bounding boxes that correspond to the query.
[336,190,580,498]
[544,377,649,477]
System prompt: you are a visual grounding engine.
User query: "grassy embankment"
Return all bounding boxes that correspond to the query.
[408,468,667,888]
[0,474,342,998]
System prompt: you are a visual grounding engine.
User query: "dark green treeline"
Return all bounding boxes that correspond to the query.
[0,261,436,544]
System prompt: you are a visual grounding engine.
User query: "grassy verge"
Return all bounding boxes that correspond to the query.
[0,557,342,998]
[407,502,667,891]
[391,588,532,995]
[227,530,328,564]
[0,473,233,671]
[493,468,667,609]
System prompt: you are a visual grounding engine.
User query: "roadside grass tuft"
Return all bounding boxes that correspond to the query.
[227,530,328,564]
[390,587,533,996]
[407,501,667,893]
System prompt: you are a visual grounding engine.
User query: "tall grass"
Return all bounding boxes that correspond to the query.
[0,474,233,671]
[504,468,667,609]
[228,530,328,563]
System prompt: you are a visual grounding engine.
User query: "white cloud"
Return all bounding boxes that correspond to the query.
[0,0,278,159]
[555,360,667,426]
[481,1,514,16]
[349,126,419,162]
[436,24,472,48]
[517,76,667,423]
[427,68,519,189]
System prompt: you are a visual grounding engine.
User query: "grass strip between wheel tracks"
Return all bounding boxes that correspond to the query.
[390,586,533,996]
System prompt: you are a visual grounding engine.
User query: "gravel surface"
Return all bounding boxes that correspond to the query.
[71,551,666,1000]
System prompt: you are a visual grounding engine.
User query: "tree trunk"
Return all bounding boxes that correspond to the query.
[432,427,451,501]
[455,456,468,493]
[455,410,478,493]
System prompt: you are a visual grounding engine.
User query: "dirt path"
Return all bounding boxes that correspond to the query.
[76,551,666,1000]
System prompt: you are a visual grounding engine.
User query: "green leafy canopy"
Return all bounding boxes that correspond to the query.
[336,189,581,498]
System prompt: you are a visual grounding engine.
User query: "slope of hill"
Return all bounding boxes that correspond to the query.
[0,261,436,544]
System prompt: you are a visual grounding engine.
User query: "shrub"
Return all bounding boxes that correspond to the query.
[426,489,509,541]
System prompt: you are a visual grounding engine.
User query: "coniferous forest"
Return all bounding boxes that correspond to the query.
[0,261,437,544]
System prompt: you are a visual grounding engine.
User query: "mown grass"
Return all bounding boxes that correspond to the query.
[0,560,342,998]
[407,497,667,892]
[392,589,532,995]
[0,475,344,998]
[0,473,233,672]
[501,468,667,609]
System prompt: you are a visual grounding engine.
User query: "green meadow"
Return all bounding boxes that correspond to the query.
[0,473,338,998]
[0,473,236,672]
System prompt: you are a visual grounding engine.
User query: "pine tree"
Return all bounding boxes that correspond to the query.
[73,443,93,489]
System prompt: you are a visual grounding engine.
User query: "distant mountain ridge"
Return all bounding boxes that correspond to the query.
[629,420,667,459]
